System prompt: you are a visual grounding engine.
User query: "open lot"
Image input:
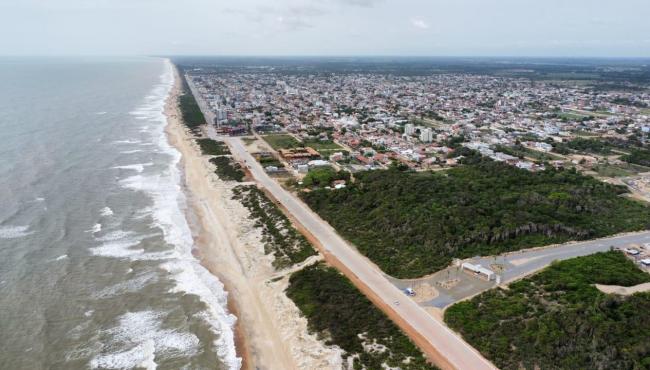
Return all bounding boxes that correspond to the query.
[261,133,302,150]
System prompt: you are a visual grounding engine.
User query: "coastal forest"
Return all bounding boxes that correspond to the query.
[178,74,205,132]
[301,159,650,278]
[444,251,650,369]
[287,263,438,370]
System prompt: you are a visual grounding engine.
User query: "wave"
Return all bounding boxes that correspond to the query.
[100,207,114,217]
[90,311,199,370]
[0,225,33,239]
[113,139,142,145]
[120,149,144,154]
[112,59,241,369]
[112,163,154,173]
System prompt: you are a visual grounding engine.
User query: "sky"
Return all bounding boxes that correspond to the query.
[1,0,649,57]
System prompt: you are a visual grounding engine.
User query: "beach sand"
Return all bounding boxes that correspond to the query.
[164,67,343,370]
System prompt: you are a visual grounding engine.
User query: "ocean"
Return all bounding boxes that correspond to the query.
[0,57,240,369]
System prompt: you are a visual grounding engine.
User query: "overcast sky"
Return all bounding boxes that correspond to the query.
[1,0,649,57]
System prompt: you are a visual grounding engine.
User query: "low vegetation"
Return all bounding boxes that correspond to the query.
[553,138,615,155]
[232,186,315,269]
[286,263,437,369]
[210,156,245,182]
[622,148,650,167]
[196,138,230,156]
[445,251,650,370]
[301,159,650,278]
[301,167,350,188]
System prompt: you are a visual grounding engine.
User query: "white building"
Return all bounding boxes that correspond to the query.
[405,123,416,135]
[420,128,434,143]
[461,262,495,281]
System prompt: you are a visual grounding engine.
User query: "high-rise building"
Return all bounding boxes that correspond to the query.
[404,123,416,135]
[420,128,433,143]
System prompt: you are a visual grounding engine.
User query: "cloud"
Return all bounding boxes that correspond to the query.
[410,17,429,29]
[340,0,383,7]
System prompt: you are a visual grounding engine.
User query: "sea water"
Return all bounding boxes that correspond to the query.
[0,57,240,369]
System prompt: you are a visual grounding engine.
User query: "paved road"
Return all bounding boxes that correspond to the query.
[479,231,650,284]
[225,137,497,370]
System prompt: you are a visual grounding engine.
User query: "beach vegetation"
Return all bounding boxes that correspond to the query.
[232,185,316,269]
[196,138,230,156]
[210,156,245,182]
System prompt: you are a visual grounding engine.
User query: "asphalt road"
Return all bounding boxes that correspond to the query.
[224,137,498,370]
[477,231,650,284]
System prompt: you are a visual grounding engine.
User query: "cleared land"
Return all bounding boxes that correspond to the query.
[287,263,438,369]
[301,159,650,278]
[444,251,650,370]
[261,134,343,154]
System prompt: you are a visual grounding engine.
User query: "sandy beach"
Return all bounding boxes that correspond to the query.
[164,67,342,370]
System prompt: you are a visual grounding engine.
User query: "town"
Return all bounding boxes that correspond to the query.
[184,61,650,183]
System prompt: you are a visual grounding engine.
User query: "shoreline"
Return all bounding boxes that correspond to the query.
[164,64,342,370]
[163,67,251,369]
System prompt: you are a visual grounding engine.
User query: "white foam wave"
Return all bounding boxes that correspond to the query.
[115,59,240,369]
[120,149,144,154]
[92,223,102,233]
[113,139,141,145]
[112,163,154,173]
[90,310,200,370]
[0,225,33,239]
[96,111,108,115]
[100,207,114,217]
[91,230,173,261]
[54,254,68,261]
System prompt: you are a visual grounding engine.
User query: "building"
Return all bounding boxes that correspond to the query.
[461,262,495,281]
[404,123,416,135]
[420,128,434,143]
[278,147,321,161]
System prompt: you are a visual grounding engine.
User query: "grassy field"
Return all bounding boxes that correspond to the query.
[301,158,650,278]
[445,251,650,370]
[287,263,438,369]
[302,139,343,152]
[262,134,302,150]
